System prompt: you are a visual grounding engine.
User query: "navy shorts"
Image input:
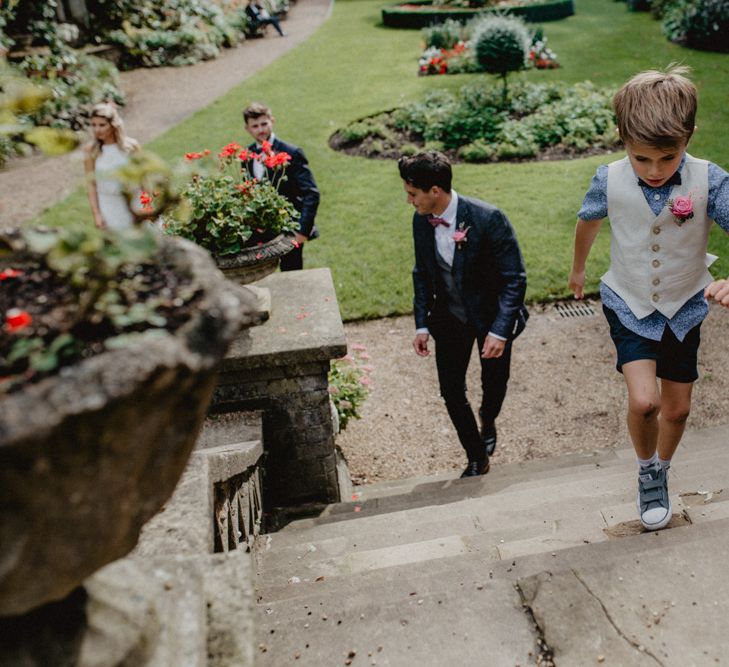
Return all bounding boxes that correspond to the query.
[602,305,700,383]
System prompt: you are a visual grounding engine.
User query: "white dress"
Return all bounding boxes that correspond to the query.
[95,143,134,231]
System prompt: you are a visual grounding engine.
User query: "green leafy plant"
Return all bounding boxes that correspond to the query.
[472,15,531,99]
[0,62,80,165]
[335,81,617,161]
[328,344,373,431]
[161,141,299,256]
[104,0,243,68]
[662,0,729,52]
[421,18,468,49]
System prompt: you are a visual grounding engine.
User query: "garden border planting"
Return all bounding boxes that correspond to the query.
[381,0,575,28]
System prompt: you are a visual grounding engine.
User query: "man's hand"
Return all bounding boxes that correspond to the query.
[294,232,307,246]
[568,268,586,299]
[413,333,430,357]
[706,279,729,307]
[481,334,505,359]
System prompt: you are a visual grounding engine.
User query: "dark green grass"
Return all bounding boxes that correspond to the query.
[36,0,729,320]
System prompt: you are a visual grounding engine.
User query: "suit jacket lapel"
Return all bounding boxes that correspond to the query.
[451,198,469,283]
[416,215,436,272]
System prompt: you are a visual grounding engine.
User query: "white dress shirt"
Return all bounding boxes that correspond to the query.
[251,132,276,181]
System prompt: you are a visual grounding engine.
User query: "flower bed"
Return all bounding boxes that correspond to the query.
[330,80,618,163]
[418,31,559,75]
[381,0,575,28]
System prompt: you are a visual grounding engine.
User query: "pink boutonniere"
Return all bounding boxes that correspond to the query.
[668,195,694,226]
[453,225,470,247]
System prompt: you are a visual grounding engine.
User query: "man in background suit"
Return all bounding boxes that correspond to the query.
[243,102,320,271]
[400,151,528,478]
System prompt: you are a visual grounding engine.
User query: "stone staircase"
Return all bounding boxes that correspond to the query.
[253,424,729,666]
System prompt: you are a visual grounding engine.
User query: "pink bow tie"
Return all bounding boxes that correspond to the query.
[428,216,450,228]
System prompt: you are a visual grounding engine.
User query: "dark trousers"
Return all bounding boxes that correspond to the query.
[280,243,303,271]
[261,15,285,35]
[431,311,512,463]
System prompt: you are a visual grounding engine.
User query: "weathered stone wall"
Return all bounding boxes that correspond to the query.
[211,268,348,509]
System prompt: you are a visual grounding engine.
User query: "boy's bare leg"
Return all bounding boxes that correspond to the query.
[622,360,660,458]
[657,379,693,462]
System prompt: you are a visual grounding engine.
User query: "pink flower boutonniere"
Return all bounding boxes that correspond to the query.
[668,195,694,226]
[453,225,470,247]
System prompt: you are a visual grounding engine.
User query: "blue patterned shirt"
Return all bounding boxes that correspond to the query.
[578,155,729,341]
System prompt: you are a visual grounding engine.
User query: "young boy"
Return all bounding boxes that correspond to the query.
[243,103,320,271]
[568,65,729,530]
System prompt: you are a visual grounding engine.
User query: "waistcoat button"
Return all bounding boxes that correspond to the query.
[652,294,660,302]
[652,244,660,252]
[652,259,660,268]
[653,227,661,234]
[653,278,660,286]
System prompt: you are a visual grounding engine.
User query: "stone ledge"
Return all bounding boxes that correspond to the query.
[220,268,347,372]
[197,411,263,450]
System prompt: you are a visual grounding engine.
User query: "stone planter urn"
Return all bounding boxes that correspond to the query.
[0,236,260,617]
[214,233,295,285]
[214,233,295,318]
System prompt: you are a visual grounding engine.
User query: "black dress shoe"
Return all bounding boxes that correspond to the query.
[481,423,497,457]
[460,459,490,478]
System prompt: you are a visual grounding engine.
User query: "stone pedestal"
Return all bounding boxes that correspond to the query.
[211,268,348,508]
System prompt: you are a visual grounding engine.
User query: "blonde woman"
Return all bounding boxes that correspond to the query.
[84,102,140,231]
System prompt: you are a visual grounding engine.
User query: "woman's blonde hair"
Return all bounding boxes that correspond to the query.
[88,102,138,160]
[613,64,697,150]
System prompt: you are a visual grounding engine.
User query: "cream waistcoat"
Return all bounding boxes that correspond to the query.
[602,154,716,319]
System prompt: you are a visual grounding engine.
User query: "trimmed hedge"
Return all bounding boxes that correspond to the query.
[381,0,575,28]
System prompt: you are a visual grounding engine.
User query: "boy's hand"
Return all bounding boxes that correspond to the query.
[413,333,430,357]
[705,279,729,307]
[568,269,586,299]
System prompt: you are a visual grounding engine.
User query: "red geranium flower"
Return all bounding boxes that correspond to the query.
[5,309,32,332]
[218,142,242,158]
[0,268,23,280]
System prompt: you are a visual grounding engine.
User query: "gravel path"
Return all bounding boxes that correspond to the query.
[0,0,332,227]
[338,301,729,485]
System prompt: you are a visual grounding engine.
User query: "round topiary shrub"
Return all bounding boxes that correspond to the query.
[472,16,531,96]
[662,0,729,52]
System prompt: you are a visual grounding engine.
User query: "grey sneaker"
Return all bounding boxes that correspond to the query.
[636,465,671,530]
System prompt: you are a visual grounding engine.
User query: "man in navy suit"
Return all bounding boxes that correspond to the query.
[400,152,528,478]
[243,103,320,271]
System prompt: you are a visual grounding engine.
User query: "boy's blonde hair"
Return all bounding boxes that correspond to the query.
[613,64,697,150]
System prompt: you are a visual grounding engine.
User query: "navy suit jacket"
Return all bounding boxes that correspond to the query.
[412,194,528,340]
[246,137,320,239]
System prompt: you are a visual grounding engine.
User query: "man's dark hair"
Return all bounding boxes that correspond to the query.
[243,102,272,124]
[398,151,452,193]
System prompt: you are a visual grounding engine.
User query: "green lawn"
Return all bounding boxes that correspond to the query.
[37,0,729,320]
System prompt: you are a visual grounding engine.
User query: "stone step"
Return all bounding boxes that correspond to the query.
[267,456,680,554]
[254,517,729,666]
[259,464,700,588]
[261,451,729,586]
[348,423,727,505]
[259,431,729,595]
[279,425,727,537]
